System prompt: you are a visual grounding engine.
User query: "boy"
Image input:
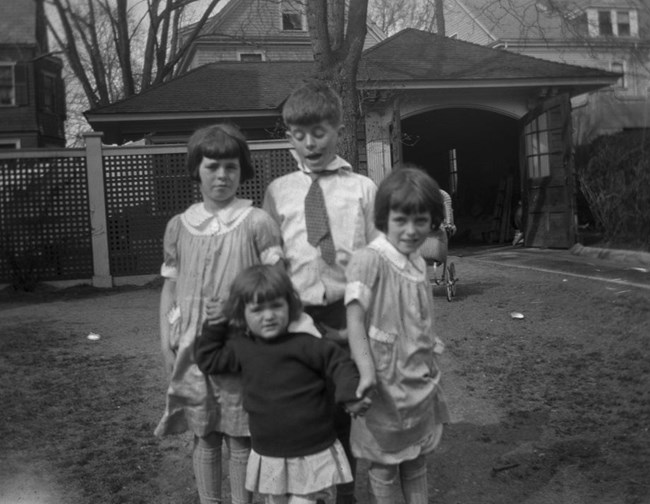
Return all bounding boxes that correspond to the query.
[263,81,378,504]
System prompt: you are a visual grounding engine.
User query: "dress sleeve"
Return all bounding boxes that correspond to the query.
[344,248,379,312]
[161,215,181,279]
[194,320,242,375]
[251,208,284,265]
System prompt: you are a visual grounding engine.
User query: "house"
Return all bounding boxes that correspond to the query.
[442,0,650,144]
[85,0,619,249]
[177,0,386,71]
[0,0,66,149]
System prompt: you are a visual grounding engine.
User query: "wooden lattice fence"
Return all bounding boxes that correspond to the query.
[0,138,294,287]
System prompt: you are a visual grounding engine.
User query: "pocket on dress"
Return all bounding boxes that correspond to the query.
[368,325,396,373]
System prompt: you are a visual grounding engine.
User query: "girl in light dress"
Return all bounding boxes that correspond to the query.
[155,124,284,504]
[345,167,450,504]
[195,264,371,504]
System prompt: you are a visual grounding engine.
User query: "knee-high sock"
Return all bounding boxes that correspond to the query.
[400,456,428,504]
[227,436,252,504]
[193,435,222,504]
[368,463,397,504]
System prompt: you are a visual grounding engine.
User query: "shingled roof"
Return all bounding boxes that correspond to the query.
[357,28,617,86]
[86,27,617,126]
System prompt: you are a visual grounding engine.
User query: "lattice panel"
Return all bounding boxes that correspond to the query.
[103,152,198,276]
[240,149,296,206]
[0,156,92,284]
[103,147,295,277]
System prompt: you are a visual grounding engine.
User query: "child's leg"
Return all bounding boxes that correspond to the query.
[333,405,356,504]
[225,435,252,504]
[399,455,428,504]
[193,432,223,504]
[367,462,398,504]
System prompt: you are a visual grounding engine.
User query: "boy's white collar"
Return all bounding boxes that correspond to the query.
[289,150,352,174]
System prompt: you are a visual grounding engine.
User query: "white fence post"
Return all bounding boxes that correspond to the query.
[84,132,113,287]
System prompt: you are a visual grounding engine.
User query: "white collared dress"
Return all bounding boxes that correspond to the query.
[344,234,450,463]
[154,199,283,438]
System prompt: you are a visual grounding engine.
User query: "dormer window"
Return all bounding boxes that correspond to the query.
[587,8,638,37]
[282,0,306,31]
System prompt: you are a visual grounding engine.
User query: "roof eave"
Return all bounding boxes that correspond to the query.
[358,77,618,93]
[84,109,281,123]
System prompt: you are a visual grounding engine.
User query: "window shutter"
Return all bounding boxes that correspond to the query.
[56,77,66,118]
[586,9,598,37]
[14,63,29,105]
[630,10,639,37]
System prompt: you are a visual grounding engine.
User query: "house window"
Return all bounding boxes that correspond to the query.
[611,61,626,88]
[0,139,20,149]
[239,53,264,62]
[524,113,551,178]
[42,72,57,113]
[0,64,14,106]
[598,10,613,35]
[588,9,638,37]
[282,0,306,31]
[617,11,631,36]
[448,148,458,194]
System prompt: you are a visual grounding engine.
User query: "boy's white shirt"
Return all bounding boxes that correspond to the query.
[263,152,378,307]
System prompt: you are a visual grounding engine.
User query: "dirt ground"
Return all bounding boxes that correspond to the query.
[0,254,648,504]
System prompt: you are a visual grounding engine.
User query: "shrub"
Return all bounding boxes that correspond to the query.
[575,131,650,250]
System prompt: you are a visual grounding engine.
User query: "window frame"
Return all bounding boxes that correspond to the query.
[280,0,307,32]
[0,63,15,107]
[237,51,265,62]
[588,8,638,37]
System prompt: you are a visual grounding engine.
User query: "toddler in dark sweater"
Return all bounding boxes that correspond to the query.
[195,264,371,504]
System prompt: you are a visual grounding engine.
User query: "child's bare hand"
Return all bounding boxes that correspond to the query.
[205,298,227,325]
[345,396,373,418]
[355,373,377,399]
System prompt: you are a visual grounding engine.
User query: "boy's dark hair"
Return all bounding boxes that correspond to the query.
[282,81,342,128]
[186,123,255,183]
[225,264,303,333]
[374,166,445,233]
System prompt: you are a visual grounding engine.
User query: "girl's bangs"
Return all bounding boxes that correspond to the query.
[390,185,428,215]
[202,130,241,160]
[247,279,287,306]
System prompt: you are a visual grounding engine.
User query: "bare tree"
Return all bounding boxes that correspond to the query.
[368,0,445,36]
[45,0,222,109]
[305,0,370,168]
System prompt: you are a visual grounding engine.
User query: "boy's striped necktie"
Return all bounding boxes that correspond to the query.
[304,170,337,265]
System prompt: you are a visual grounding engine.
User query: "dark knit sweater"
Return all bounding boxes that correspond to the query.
[195,320,360,457]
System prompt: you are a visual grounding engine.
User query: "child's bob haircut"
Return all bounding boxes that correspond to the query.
[225,264,303,333]
[282,80,342,128]
[374,166,445,233]
[186,123,255,183]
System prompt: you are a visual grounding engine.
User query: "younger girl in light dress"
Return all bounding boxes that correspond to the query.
[345,167,450,504]
[155,124,284,504]
[195,265,371,504]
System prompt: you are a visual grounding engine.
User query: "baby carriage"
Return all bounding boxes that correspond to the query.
[420,190,458,302]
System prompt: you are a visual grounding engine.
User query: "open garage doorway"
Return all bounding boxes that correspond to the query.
[402,108,520,246]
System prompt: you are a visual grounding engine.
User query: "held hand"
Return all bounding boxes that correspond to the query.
[345,396,373,418]
[205,298,227,326]
[355,372,377,399]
